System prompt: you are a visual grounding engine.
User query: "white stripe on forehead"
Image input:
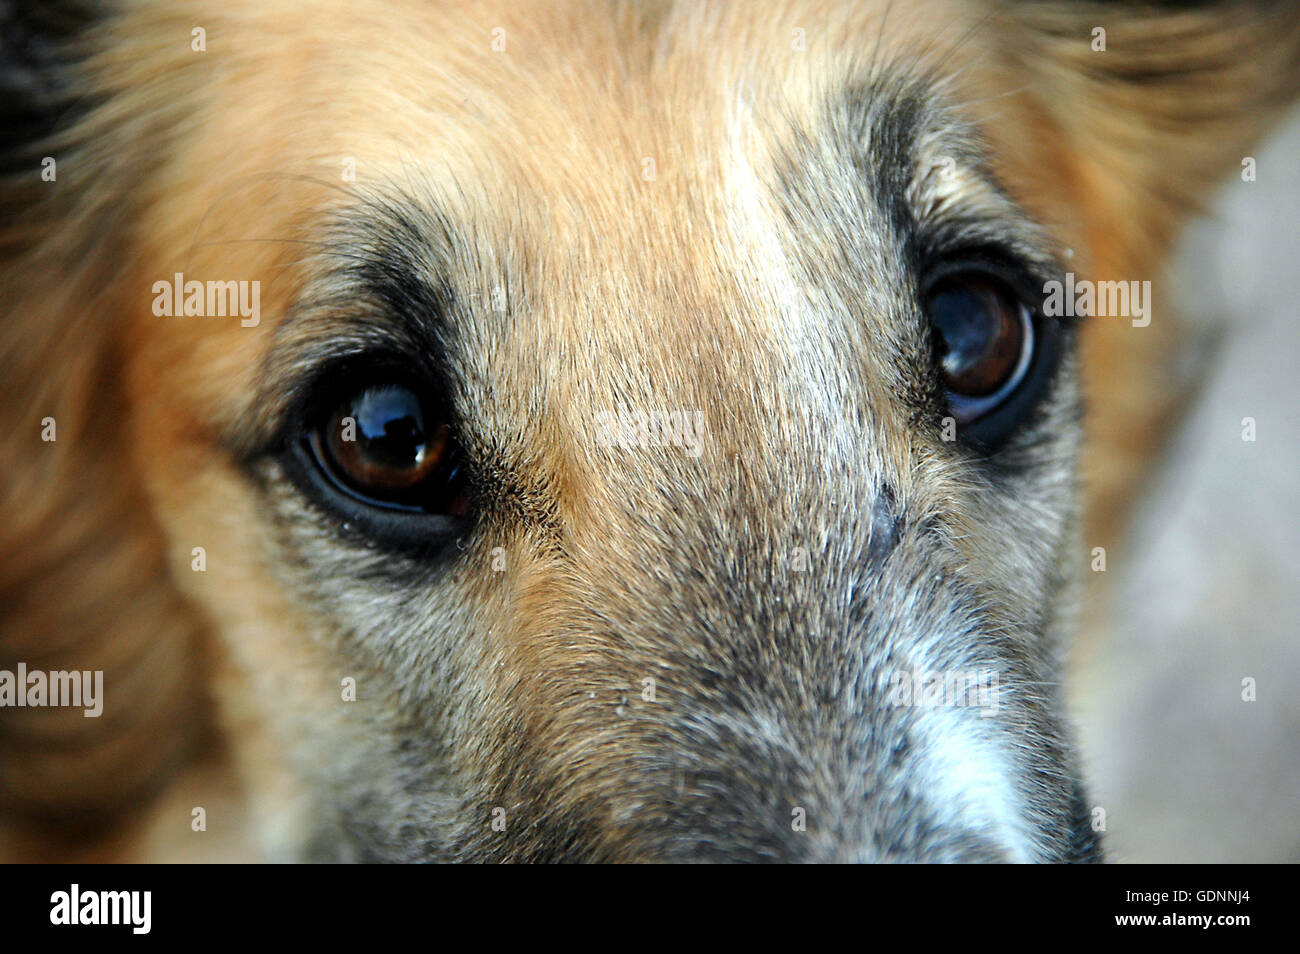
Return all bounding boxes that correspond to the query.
[719,90,888,469]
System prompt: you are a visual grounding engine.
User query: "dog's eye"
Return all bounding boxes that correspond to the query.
[927,274,1030,410]
[304,379,470,517]
[923,269,1053,446]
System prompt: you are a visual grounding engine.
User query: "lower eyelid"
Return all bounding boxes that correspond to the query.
[274,437,469,555]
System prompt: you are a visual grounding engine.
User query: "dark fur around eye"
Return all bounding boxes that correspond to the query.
[276,355,473,552]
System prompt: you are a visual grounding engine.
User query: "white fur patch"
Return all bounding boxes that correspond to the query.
[919,707,1037,862]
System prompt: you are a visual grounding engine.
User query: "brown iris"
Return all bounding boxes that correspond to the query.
[927,276,1028,398]
[318,383,450,501]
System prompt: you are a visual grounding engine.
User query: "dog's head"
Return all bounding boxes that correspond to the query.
[2,0,1296,861]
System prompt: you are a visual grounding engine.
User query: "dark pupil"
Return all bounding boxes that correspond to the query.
[929,279,1022,397]
[324,383,447,496]
[351,385,427,471]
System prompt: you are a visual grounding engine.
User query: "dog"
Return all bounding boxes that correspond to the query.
[2,0,1297,862]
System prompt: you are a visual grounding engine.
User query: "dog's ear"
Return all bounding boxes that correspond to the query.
[986,1,1300,269]
[975,1,1300,546]
[0,2,208,855]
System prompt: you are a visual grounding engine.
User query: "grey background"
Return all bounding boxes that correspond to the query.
[1073,107,1300,863]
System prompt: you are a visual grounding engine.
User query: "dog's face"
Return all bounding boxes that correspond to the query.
[3,0,1295,861]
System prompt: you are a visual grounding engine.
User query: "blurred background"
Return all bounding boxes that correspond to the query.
[1072,105,1300,863]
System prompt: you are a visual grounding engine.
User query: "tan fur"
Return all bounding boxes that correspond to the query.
[2,0,1297,861]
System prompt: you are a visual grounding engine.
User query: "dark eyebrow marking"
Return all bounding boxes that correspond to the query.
[228,193,469,462]
[230,191,559,544]
[840,77,931,246]
[770,70,1064,300]
[347,199,461,350]
[850,76,1065,278]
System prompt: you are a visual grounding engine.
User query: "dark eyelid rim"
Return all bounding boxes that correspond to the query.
[231,338,475,555]
[919,245,1071,325]
[282,351,444,448]
[277,427,469,556]
[267,349,473,551]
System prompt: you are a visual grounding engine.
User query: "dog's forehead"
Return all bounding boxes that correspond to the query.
[276,103,939,510]
[294,77,987,427]
[174,0,1010,466]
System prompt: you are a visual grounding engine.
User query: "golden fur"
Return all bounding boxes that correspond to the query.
[2,0,1297,861]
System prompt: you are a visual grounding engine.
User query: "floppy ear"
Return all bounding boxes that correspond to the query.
[0,2,208,853]
[977,2,1300,547]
